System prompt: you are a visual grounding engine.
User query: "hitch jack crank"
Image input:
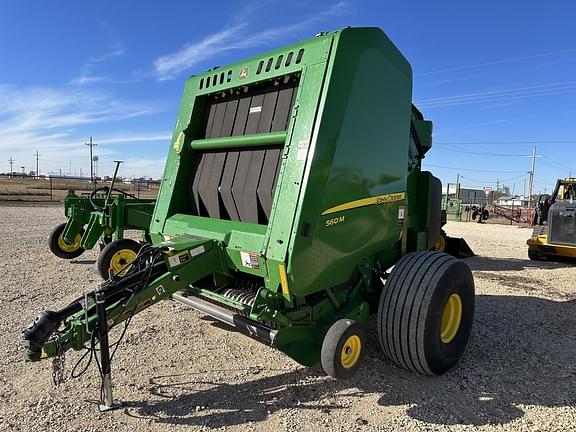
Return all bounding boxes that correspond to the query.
[95,283,122,412]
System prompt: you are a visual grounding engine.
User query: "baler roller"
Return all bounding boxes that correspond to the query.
[190,131,287,150]
[220,288,257,307]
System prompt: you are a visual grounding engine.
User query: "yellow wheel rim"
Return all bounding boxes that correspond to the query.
[57,233,82,252]
[340,335,362,369]
[441,293,463,344]
[109,249,137,276]
[435,234,446,252]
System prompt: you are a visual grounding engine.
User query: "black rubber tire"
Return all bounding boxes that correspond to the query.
[321,319,366,379]
[528,249,545,261]
[97,238,141,280]
[378,251,475,375]
[48,223,85,259]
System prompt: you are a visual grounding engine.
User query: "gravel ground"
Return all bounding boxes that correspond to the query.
[1,205,575,432]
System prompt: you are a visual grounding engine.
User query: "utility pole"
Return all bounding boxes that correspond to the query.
[528,145,536,207]
[33,150,41,179]
[21,166,25,175]
[85,136,97,188]
[523,177,527,199]
[8,157,14,178]
[455,173,460,200]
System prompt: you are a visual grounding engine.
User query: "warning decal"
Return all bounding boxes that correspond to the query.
[240,251,260,269]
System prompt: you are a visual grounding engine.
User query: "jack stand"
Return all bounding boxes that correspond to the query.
[95,284,123,412]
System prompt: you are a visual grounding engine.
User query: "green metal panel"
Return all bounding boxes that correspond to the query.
[286,28,413,296]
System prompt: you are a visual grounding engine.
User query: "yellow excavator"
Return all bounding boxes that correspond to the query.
[527,178,576,260]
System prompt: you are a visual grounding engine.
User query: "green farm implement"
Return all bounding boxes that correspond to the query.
[24,27,475,411]
[48,161,156,279]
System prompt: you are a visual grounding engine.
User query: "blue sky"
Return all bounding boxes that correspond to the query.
[1,1,575,194]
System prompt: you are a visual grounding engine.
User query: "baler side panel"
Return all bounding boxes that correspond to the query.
[288,28,414,296]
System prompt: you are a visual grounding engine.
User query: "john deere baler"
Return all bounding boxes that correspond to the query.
[24,27,474,409]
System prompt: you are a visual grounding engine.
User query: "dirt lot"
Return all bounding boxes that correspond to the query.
[0,177,158,203]
[1,205,575,432]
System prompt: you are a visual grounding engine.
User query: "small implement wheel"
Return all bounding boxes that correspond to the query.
[321,319,366,379]
[97,239,141,280]
[378,251,474,375]
[433,230,447,253]
[48,223,85,259]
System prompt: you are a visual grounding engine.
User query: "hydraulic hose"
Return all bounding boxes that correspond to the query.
[89,186,139,211]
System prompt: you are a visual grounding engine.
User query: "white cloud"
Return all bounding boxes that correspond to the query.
[153,26,245,80]
[0,86,152,134]
[153,1,350,80]
[70,43,126,86]
[96,134,171,145]
[0,86,165,178]
[69,75,110,86]
[87,45,125,65]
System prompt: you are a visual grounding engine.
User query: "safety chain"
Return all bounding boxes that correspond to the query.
[51,337,66,387]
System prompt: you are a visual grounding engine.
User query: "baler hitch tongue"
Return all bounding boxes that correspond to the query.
[22,311,61,362]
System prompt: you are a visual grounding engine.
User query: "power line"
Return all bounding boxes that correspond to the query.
[435,144,532,157]
[418,48,576,76]
[416,81,576,108]
[533,179,555,186]
[436,140,576,145]
[460,173,528,185]
[424,164,526,174]
[540,155,574,172]
[539,159,568,172]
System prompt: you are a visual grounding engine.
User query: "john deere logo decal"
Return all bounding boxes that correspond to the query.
[239,66,249,80]
[321,192,406,216]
